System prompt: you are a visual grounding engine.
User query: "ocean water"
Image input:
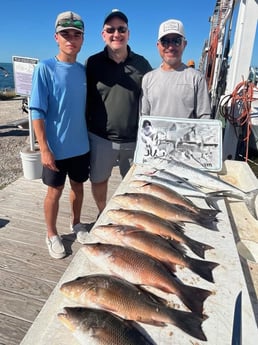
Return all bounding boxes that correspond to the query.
[0,62,14,90]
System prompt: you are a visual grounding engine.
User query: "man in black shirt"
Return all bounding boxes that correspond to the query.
[86,9,152,214]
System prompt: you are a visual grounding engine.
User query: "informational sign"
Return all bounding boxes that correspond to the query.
[12,56,39,96]
[134,116,223,171]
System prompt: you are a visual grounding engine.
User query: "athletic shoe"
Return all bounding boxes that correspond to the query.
[70,223,89,244]
[46,235,66,259]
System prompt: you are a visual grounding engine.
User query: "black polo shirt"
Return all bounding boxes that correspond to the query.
[86,46,152,143]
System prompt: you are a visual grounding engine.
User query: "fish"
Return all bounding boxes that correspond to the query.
[93,224,219,283]
[60,274,207,341]
[112,192,218,230]
[129,179,220,217]
[161,157,258,219]
[82,243,212,315]
[58,306,155,345]
[107,208,214,258]
[134,172,209,197]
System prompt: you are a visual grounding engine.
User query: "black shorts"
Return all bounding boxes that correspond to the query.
[42,152,90,187]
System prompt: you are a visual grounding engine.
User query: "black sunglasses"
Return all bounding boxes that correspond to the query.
[160,37,184,48]
[105,26,128,34]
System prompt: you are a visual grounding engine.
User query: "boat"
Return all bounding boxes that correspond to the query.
[199,0,258,162]
[2,2,258,344]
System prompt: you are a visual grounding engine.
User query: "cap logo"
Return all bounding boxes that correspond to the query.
[163,22,180,33]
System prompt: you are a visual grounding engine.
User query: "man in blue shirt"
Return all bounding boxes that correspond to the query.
[30,11,90,259]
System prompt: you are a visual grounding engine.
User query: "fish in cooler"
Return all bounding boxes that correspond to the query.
[107,208,214,258]
[60,274,208,341]
[112,192,218,230]
[58,306,156,344]
[93,224,219,283]
[82,243,212,316]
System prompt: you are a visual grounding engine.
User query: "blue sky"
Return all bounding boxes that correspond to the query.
[0,0,257,69]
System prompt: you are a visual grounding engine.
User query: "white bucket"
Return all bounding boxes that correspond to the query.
[20,146,43,180]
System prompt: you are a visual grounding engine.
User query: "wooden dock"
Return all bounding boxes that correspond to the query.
[0,169,121,345]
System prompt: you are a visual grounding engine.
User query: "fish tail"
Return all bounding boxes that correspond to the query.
[167,308,207,341]
[179,284,211,316]
[185,236,214,259]
[188,257,219,282]
[244,188,258,220]
[194,214,218,230]
[198,208,221,218]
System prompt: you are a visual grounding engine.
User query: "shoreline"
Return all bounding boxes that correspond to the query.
[0,98,29,189]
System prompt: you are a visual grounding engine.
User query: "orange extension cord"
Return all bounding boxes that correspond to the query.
[219,79,258,161]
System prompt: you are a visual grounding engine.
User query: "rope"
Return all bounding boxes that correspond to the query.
[219,79,258,161]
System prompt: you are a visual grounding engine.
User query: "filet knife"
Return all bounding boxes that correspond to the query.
[231,291,242,345]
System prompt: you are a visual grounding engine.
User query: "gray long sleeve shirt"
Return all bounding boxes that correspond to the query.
[140,64,211,119]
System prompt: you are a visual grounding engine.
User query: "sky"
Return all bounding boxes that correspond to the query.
[0,0,257,69]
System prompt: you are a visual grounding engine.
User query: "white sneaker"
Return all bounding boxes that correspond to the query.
[46,235,66,259]
[70,223,89,244]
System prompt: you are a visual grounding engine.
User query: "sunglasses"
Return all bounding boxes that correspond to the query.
[159,37,183,48]
[104,26,128,34]
[57,19,84,30]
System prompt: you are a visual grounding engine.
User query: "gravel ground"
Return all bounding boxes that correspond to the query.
[0,98,30,189]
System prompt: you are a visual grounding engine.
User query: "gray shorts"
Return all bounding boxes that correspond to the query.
[89,132,136,183]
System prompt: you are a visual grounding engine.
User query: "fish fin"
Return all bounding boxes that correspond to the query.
[185,236,214,259]
[179,284,211,316]
[163,261,177,273]
[187,257,219,283]
[167,239,187,255]
[204,195,221,210]
[243,188,258,220]
[166,308,207,341]
[165,219,185,233]
[139,286,171,306]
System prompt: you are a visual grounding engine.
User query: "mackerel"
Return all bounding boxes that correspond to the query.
[161,157,258,219]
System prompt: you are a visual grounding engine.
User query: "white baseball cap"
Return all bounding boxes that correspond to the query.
[158,19,185,40]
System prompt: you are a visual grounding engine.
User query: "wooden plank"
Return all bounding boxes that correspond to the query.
[0,288,45,321]
[0,314,31,345]
[0,252,71,282]
[0,167,122,345]
[0,270,56,301]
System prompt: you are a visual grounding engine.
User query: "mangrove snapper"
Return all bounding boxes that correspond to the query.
[112,192,218,230]
[107,208,214,258]
[58,306,155,345]
[129,179,220,217]
[94,224,218,283]
[82,243,212,315]
[60,274,207,341]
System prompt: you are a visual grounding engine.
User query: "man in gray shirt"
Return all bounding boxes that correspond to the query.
[140,19,211,119]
